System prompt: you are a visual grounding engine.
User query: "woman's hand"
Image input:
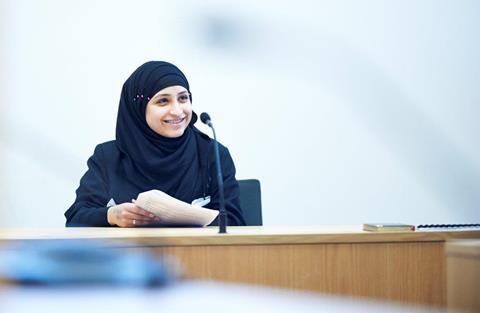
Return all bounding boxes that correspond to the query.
[107,202,160,227]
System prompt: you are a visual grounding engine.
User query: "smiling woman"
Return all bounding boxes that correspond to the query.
[64,61,245,228]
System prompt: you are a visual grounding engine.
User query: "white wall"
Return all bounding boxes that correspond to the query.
[1,0,479,227]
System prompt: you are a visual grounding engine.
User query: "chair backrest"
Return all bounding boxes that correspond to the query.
[238,179,263,226]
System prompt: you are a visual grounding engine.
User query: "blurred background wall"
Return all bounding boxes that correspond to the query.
[0,0,479,227]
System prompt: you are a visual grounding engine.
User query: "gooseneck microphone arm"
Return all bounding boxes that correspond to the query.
[200,112,227,233]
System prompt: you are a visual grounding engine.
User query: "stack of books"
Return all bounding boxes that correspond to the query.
[363,223,415,232]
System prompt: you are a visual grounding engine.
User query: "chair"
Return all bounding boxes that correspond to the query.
[238,179,263,226]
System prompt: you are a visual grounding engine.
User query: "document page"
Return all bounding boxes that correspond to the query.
[134,190,218,227]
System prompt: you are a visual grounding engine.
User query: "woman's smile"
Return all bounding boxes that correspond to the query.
[164,116,186,125]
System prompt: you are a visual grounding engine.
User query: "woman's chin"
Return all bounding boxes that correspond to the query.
[160,127,186,138]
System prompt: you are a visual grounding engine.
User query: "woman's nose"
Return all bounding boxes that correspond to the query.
[169,101,182,115]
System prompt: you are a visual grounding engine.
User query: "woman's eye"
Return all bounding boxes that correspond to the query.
[179,95,189,102]
[157,98,169,105]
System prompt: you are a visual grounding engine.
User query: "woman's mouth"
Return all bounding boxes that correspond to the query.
[164,117,186,125]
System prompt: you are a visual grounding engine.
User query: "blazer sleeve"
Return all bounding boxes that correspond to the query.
[208,147,246,226]
[64,145,111,227]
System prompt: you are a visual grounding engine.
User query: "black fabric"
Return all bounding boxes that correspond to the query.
[65,61,245,227]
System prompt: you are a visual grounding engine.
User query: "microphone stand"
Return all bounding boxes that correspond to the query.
[201,112,227,234]
[210,125,227,233]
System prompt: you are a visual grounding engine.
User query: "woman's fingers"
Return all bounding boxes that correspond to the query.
[127,205,156,219]
[108,202,160,227]
[125,207,158,220]
[119,215,155,227]
[122,212,155,222]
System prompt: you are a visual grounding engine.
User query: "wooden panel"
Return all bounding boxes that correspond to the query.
[143,241,445,306]
[446,240,480,313]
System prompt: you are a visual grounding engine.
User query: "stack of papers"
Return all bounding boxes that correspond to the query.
[134,190,218,227]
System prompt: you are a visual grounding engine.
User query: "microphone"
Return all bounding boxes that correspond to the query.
[200,112,212,127]
[200,112,227,233]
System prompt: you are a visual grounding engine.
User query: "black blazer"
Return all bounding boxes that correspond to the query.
[65,129,245,227]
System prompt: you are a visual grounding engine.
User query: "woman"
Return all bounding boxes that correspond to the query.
[65,61,245,227]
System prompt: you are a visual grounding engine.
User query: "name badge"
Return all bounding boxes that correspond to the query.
[191,196,211,207]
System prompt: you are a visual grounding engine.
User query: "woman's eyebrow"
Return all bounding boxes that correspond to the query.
[154,91,188,98]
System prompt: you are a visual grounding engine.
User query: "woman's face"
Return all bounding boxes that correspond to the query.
[145,85,192,138]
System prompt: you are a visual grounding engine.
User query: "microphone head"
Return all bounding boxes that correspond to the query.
[200,112,211,125]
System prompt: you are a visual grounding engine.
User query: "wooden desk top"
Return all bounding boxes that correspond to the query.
[1,226,479,247]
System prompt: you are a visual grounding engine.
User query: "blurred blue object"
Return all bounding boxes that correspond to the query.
[0,240,177,287]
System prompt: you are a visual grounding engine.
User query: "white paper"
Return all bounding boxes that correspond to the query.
[135,190,218,227]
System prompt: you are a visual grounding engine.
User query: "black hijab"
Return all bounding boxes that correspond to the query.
[115,61,201,201]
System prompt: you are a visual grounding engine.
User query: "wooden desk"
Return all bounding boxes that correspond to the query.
[1,226,479,307]
[446,239,480,313]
